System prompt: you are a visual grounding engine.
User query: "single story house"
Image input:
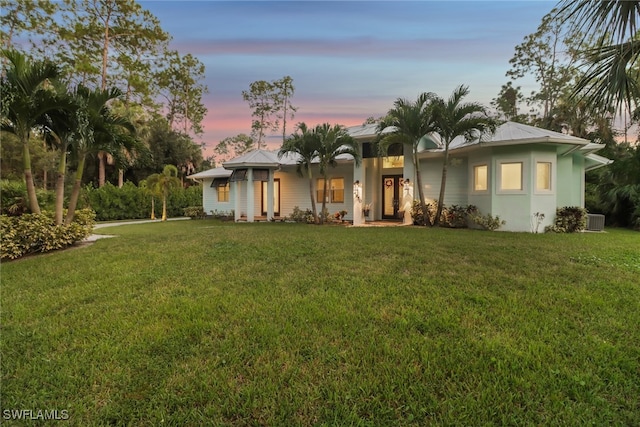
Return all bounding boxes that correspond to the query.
[188,121,612,232]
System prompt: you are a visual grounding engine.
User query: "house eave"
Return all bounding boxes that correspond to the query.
[187,167,232,180]
[584,153,613,171]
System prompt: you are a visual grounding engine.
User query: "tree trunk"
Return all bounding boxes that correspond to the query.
[161,192,167,221]
[23,140,41,214]
[434,147,450,227]
[151,197,156,220]
[414,146,430,226]
[54,148,67,225]
[308,170,318,224]
[42,138,48,190]
[98,151,106,187]
[101,13,110,90]
[320,176,329,225]
[118,169,124,188]
[65,156,85,225]
[98,18,109,188]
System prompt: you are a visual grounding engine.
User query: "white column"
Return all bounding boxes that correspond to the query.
[372,157,381,220]
[234,179,241,222]
[246,168,254,222]
[401,180,414,225]
[403,143,416,194]
[267,169,274,219]
[353,180,363,226]
[353,145,365,225]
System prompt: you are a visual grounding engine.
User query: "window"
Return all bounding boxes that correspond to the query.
[211,178,230,202]
[500,162,522,191]
[331,178,345,203]
[473,165,488,191]
[317,178,344,203]
[382,156,404,169]
[536,162,552,191]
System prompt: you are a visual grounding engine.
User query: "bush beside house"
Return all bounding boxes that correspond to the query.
[546,207,588,233]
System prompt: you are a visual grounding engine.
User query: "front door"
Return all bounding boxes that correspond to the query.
[382,175,403,219]
[261,179,280,216]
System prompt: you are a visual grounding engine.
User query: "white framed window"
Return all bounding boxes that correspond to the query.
[211,178,230,202]
[382,156,404,169]
[473,164,488,192]
[317,178,345,203]
[331,178,345,203]
[498,161,524,193]
[217,183,230,202]
[535,161,552,192]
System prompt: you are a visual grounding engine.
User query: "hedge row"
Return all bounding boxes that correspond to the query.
[1,180,203,221]
[81,182,202,221]
[1,209,95,260]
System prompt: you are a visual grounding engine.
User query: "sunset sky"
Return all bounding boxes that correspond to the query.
[140,0,557,157]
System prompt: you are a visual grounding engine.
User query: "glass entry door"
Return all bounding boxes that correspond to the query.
[261,179,280,216]
[382,175,403,219]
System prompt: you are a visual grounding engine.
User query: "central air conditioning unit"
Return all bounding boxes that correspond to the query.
[587,214,605,231]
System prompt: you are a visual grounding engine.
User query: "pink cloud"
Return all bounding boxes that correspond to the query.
[171,36,512,62]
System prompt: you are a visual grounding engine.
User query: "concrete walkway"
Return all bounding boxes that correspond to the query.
[84,217,190,242]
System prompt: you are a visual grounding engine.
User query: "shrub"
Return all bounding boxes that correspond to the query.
[545,206,587,233]
[83,182,202,221]
[0,180,28,216]
[1,209,96,260]
[442,204,478,228]
[470,213,506,231]
[210,209,234,221]
[83,182,147,221]
[287,206,315,223]
[184,206,206,219]
[166,185,202,217]
[0,180,56,215]
[411,201,478,227]
[319,207,332,224]
[410,200,435,226]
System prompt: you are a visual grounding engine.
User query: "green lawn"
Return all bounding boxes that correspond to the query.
[2,221,639,426]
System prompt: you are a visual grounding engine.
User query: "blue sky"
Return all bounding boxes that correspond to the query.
[140,0,557,156]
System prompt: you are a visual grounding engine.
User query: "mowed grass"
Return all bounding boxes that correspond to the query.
[2,221,639,426]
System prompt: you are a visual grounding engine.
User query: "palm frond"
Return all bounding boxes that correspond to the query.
[557,0,640,46]
[573,40,640,112]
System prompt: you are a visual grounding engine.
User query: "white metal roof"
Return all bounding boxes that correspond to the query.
[447,121,590,150]
[222,149,280,168]
[585,153,614,171]
[187,167,232,180]
[189,121,606,180]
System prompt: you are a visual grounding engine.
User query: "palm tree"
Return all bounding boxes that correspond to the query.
[597,143,640,228]
[558,0,640,112]
[378,92,439,225]
[314,123,361,224]
[65,86,136,225]
[38,87,79,225]
[146,165,181,221]
[1,49,61,214]
[138,179,156,220]
[432,85,496,226]
[278,122,322,224]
